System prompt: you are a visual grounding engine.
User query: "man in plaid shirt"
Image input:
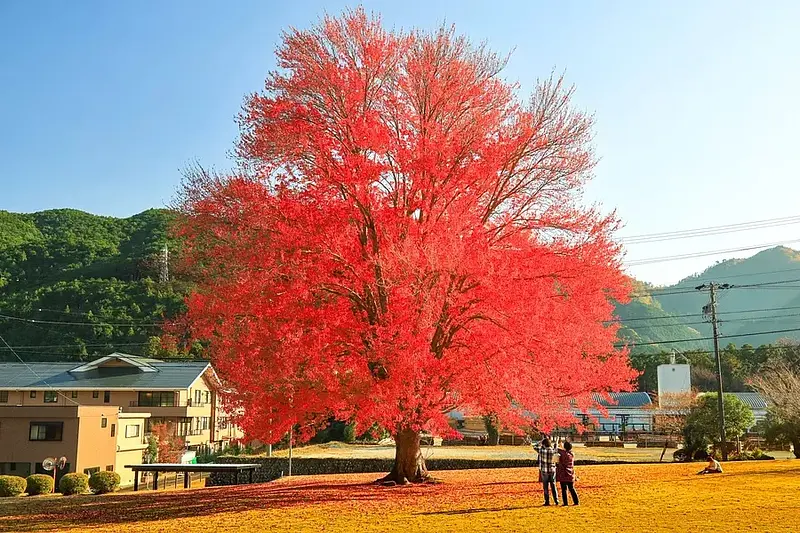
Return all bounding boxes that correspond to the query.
[536,436,559,506]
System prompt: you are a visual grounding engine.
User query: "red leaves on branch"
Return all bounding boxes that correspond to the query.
[175,8,636,444]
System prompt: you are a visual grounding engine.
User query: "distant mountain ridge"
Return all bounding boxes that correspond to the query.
[617,246,800,353]
[2,207,799,361]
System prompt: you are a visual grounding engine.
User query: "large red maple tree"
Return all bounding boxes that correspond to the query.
[176,9,636,484]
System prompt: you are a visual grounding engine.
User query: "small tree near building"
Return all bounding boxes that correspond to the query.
[151,423,186,463]
[647,391,695,462]
[683,393,754,459]
[752,362,800,459]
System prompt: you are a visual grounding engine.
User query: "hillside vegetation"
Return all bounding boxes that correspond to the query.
[0,209,197,361]
[616,247,800,352]
[2,208,800,371]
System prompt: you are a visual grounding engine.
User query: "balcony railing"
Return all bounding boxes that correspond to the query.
[128,399,210,408]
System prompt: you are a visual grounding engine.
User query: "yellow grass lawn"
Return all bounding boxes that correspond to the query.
[1,460,798,532]
[268,442,797,462]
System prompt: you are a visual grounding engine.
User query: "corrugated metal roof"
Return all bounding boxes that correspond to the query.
[729,392,768,410]
[0,354,209,390]
[591,392,653,408]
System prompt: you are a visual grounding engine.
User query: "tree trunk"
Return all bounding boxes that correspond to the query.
[792,437,800,459]
[660,431,673,462]
[377,429,431,485]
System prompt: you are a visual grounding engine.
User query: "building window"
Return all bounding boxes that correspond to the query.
[44,391,58,403]
[125,424,140,438]
[105,465,114,472]
[203,391,211,405]
[217,417,228,430]
[137,391,175,407]
[83,467,100,476]
[111,424,116,438]
[194,390,202,405]
[101,418,108,428]
[199,417,209,431]
[92,391,99,399]
[29,422,63,441]
[177,417,192,436]
[71,391,78,399]
[103,391,110,403]
[30,391,37,399]
[0,391,8,403]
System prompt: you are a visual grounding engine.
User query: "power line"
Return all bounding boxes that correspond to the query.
[620,215,800,244]
[626,312,800,332]
[678,266,800,283]
[0,332,80,406]
[0,342,152,351]
[0,312,162,328]
[626,239,800,267]
[616,326,800,348]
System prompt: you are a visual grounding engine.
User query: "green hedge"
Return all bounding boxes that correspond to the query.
[0,475,27,497]
[208,457,545,485]
[89,471,121,494]
[26,474,55,495]
[207,455,645,486]
[59,473,89,495]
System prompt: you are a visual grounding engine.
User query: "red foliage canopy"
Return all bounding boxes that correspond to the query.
[176,9,636,444]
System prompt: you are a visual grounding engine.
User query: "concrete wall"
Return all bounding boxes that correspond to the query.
[0,406,80,473]
[116,413,149,486]
[657,364,692,404]
[0,405,119,480]
[75,407,119,475]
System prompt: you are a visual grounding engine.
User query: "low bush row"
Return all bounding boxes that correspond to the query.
[0,471,121,497]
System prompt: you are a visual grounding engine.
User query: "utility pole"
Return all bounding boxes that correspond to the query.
[288,425,293,477]
[696,282,731,461]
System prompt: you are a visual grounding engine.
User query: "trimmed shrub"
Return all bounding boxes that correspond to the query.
[89,471,121,494]
[342,423,356,444]
[59,473,89,495]
[26,474,55,495]
[0,475,27,497]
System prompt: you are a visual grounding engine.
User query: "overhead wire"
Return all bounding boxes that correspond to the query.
[0,332,80,405]
[619,214,800,244]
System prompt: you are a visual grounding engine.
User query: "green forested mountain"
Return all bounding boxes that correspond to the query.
[616,246,800,354]
[0,209,196,362]
[3,207,800,369]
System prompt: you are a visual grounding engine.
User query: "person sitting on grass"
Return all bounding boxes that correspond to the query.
[535,436,559,506]
[556,440,579,506]
[697,454,723,475]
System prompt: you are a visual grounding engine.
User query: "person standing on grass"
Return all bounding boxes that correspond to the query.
[536,436,559,506]
[556,441,579,506]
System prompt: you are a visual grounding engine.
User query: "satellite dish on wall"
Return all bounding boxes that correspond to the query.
[42,457,56,471]
[58,457,67,469]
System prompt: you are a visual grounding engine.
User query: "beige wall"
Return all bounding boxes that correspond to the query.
[0,405,118,479]
[0,406,80,471]
[75,407,119,475]
[115,413,149,487]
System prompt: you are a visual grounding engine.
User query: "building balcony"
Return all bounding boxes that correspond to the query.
[123,400,213,418]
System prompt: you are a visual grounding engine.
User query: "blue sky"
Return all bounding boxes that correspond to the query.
[1,1,798,285]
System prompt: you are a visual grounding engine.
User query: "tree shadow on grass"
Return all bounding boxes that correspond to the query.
[0,481,392,532]
[415,505,532,516]
[479,481,540,487]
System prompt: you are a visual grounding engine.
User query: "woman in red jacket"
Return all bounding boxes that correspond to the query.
[556,441,579,506]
